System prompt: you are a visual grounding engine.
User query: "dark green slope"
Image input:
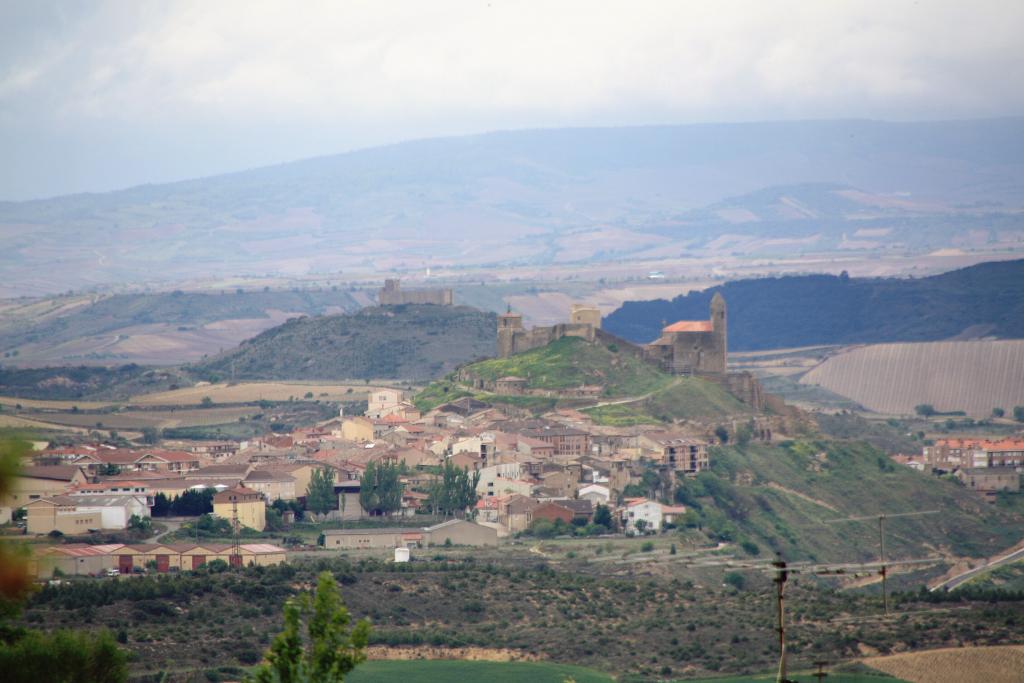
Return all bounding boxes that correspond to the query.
[190,305,496,382]
[605,259,1024,349]
[677,440,1024,563]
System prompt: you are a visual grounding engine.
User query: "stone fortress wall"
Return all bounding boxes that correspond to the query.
[379,279,453,306]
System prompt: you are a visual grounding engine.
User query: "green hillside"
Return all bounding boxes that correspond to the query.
[676,440,1024,563]
[466,336,670,395]
[190,305,496,382]
[416,336,754,422]
[347,660,613,683]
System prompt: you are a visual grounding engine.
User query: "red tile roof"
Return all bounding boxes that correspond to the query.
[663,320,712,333]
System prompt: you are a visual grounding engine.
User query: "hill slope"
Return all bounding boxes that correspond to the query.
[416,336,752,422]
[799,340,1024,417]
[2,118,1023,295]
[604,259,1024,349]
[0,289,362,367]
[681,440,1024,563]
[190,305,496,382]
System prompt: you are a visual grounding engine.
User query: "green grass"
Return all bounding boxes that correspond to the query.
[465,336,670,396]
[347,660,613,683]
[584,376,749,425]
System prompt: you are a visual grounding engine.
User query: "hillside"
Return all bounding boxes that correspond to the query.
[680,440,1024,563]
[2,119,1023,296]
[190,305,496,382]
[604,259,1024,349]
[464,337,670,395]
[416,336,752,422]
[799,340,1024,417]
[0,288,363,367]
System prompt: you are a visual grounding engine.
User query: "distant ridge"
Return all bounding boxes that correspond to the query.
[604,259,1024,350]
[189,304,496,382]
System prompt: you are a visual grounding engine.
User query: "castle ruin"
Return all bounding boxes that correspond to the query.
[495,294,764,409]
[378,279,453,306]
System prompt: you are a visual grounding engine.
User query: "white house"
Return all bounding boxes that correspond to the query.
[620,498,686,534]
[578,483,610,504]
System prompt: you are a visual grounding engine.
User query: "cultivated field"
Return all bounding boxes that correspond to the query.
[20,406,258,430]
[799,340,1024,417]
[127,381,388,406]
[347,660,613,683]
[864,645,1024,683]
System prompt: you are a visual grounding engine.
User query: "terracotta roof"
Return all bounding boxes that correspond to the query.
[663,320,713,333]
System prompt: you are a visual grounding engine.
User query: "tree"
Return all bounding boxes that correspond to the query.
[593,503,612,530]
[151,492,172,517]
[915,404,936,417]
[306,467,336,515]
[992,407,1005,418]
[429,459,480,518]
[170,489,214,516]
[127,514,151,535]
[0,629,128,683]
[200,396,214,408]
[141,427,159,444]
[714,425,729,443]
[249,571,370,683]
[358,460,403,516]
[1014,406,1024,422]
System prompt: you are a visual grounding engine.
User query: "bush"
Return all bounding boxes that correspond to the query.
[724,572,746,590]
[641,541,654,552]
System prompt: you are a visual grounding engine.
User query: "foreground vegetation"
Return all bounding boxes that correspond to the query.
[15,553,1024,681]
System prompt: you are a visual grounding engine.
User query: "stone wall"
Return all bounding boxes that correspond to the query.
[379,279,453,306]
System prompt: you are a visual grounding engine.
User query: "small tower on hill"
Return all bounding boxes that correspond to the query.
[497,310,524,358]
[710,292,727,371]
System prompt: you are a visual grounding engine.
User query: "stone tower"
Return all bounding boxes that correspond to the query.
[570,304,602,329]
[710,292,727,372]
[497,311,524,358]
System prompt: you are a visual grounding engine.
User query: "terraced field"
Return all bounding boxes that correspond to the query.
[799,340,1024,417]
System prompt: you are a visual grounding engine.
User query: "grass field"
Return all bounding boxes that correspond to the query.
[20,406,258,430]
[128,381,389,405]
[347,660,613,683]
[345,660,903,683]
[799,340,1024,417]
[864,645,1024,683]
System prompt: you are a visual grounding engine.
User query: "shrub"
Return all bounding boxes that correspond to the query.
[641,541,654,552]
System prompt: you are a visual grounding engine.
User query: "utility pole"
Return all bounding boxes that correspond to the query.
[825,510,938,615]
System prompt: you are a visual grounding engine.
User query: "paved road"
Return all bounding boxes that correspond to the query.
[931,544,1024,592]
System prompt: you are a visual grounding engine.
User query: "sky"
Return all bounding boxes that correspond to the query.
[1,0,1023,201]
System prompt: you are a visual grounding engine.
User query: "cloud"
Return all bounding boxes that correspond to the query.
[1,0,1022,198]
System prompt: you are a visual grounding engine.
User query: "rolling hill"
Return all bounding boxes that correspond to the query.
[604,259,1024,349]
[189,304,496,382]
[0,288,363,367]
[415,336,751,422]
[2,118,1023,296]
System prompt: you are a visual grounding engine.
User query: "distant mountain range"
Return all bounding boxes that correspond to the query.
[1,118,1023,296]
[604,259,1024,350]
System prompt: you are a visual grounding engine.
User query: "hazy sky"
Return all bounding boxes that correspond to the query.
[2,0,1022,200]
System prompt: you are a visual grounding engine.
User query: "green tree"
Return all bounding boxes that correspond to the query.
[249,571,370,683]
[992,407,1005,418]
[429,459,480,518]
[1014,406,1024,422]
[0,630,128,683]
[358,460,403,516]
[141,426,159,444]
[306,467,336,515]
[200,396,214,408]
[593,503,612,530]
[915,404,936,417]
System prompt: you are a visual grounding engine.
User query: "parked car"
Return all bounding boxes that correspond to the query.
[105,568,120,577]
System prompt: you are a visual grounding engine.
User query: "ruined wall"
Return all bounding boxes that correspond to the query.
[498,323,597,358]
[710,371,765,412]
[570,304,602,329]
[379,279,453,306]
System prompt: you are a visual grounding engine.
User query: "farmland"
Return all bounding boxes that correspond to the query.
[864,645,1024,683]
[799,340,1024,417]
[127,381,385,406]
